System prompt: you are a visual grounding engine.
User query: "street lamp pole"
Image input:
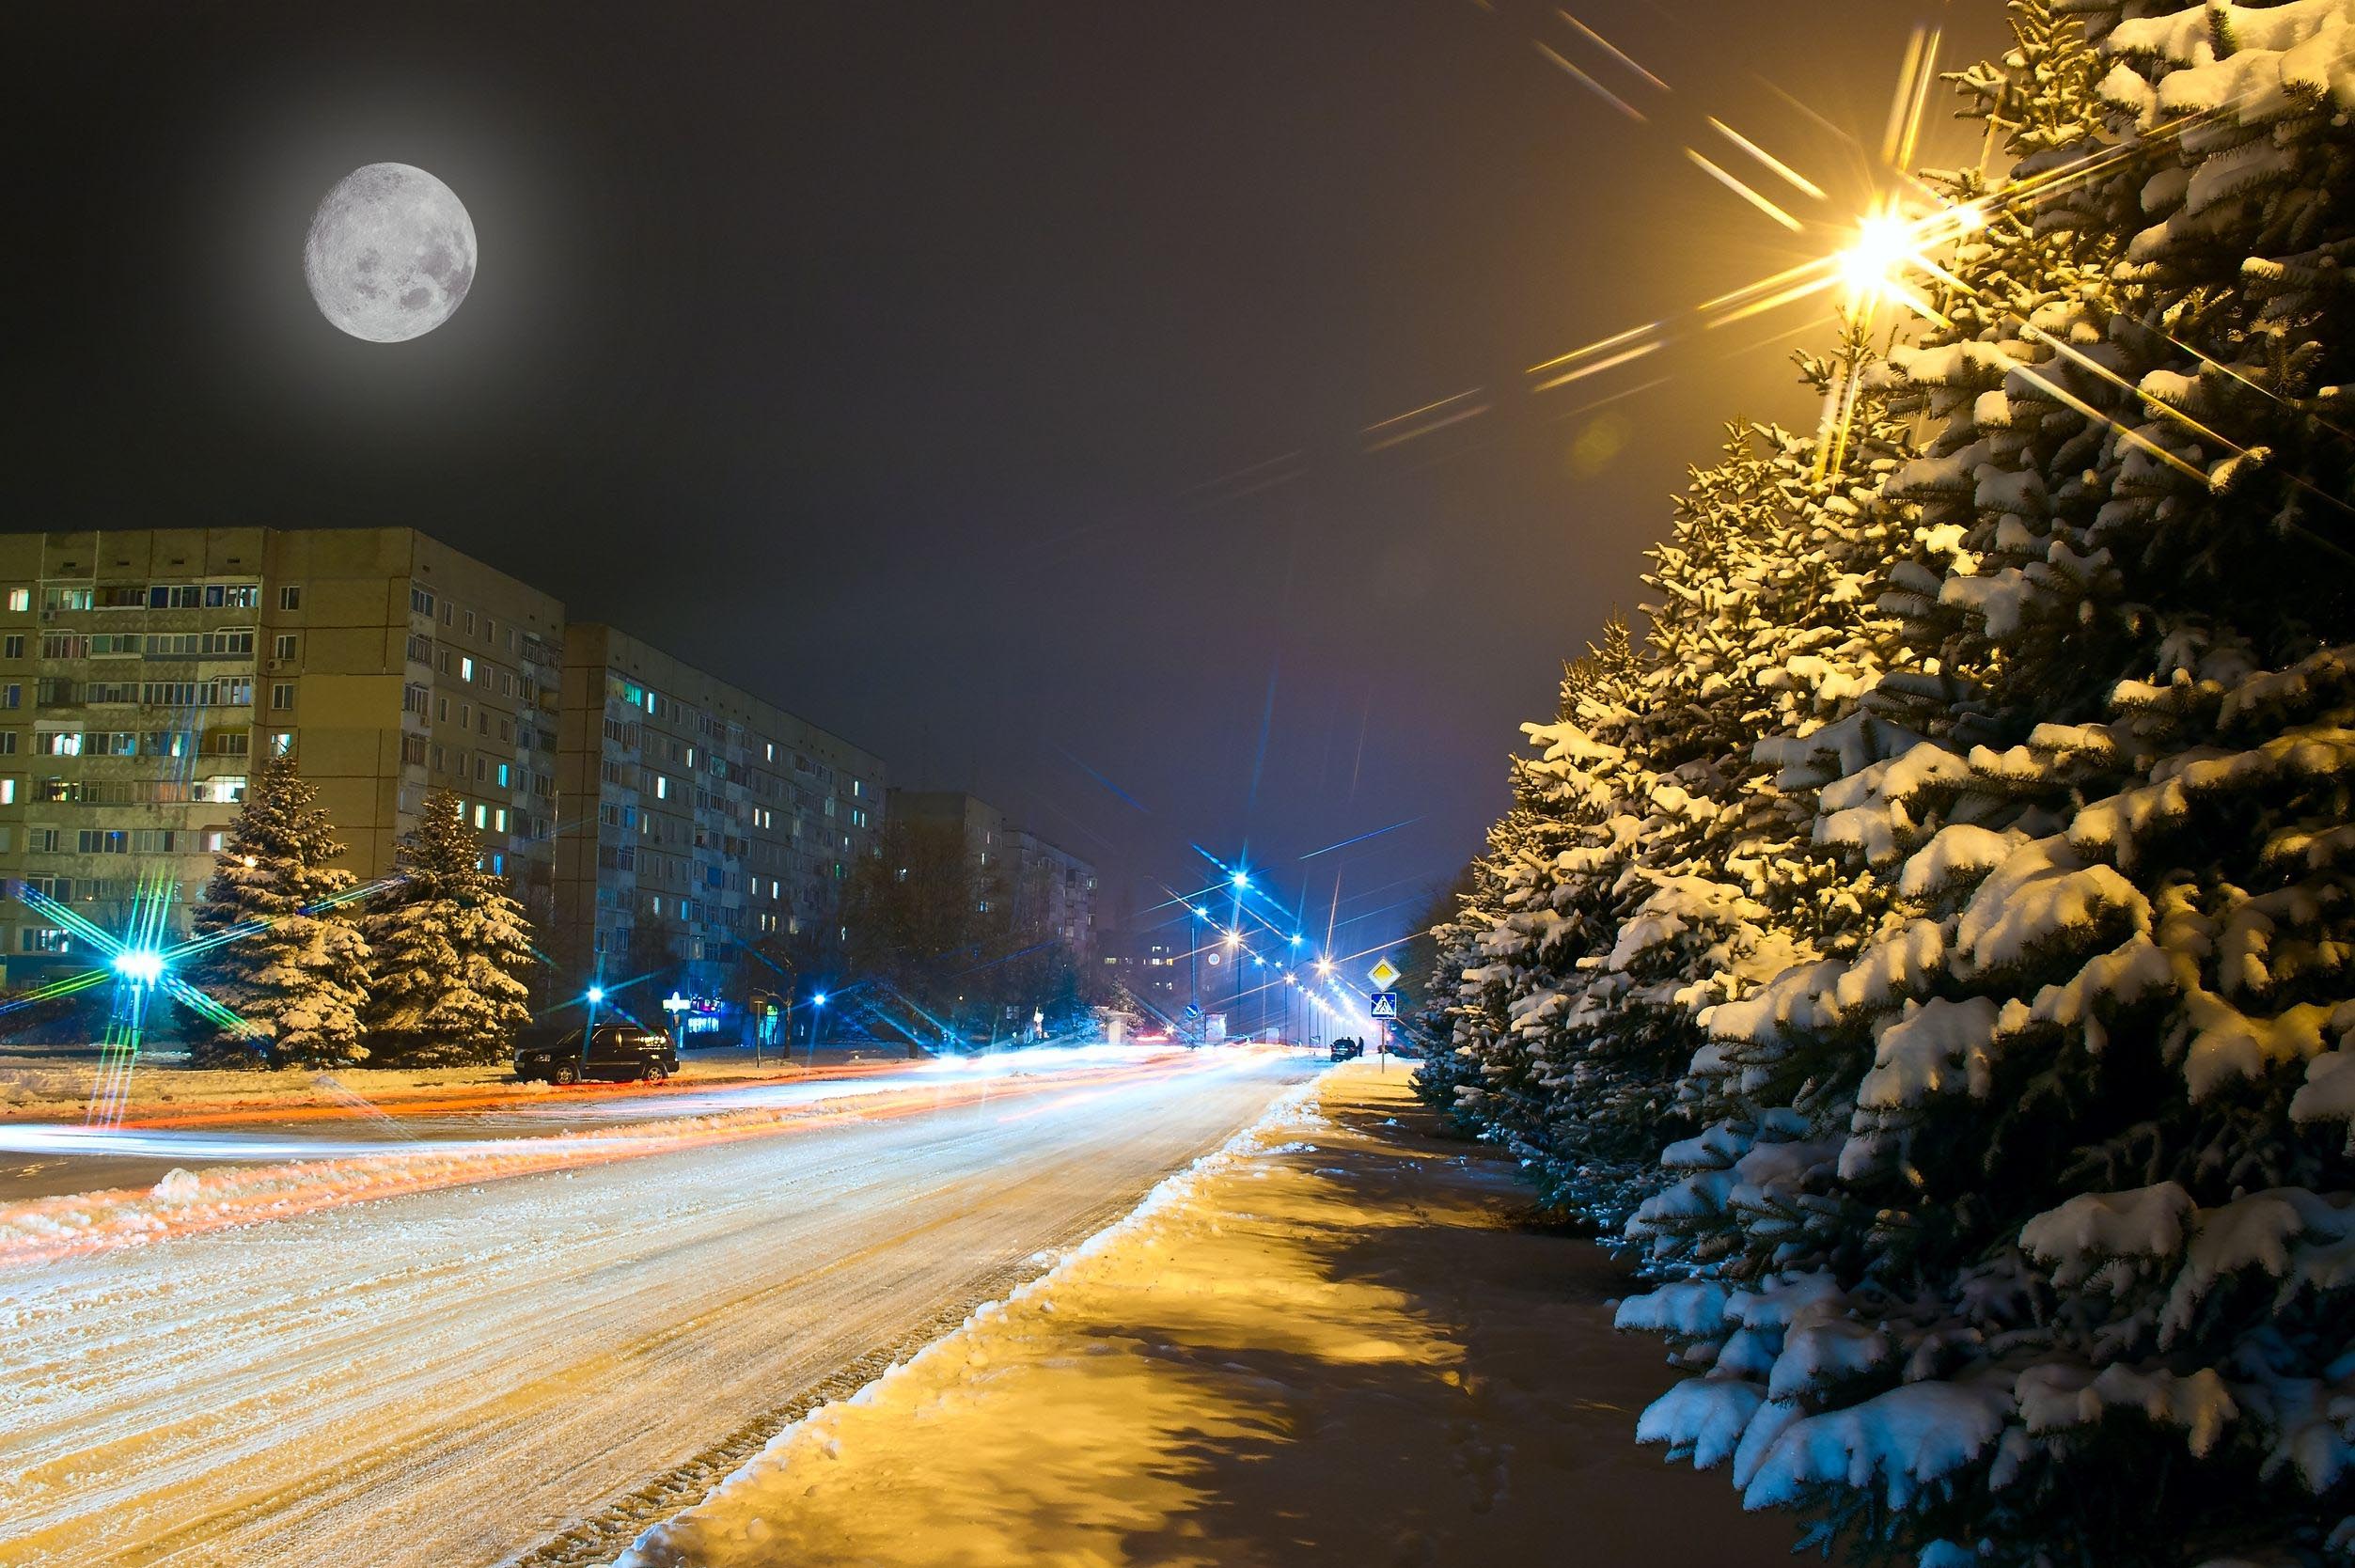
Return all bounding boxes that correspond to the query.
[1187,908,1203,1046]
[582,982,606,1077]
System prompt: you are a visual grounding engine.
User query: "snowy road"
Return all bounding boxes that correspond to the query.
[0,1048,1318,1567]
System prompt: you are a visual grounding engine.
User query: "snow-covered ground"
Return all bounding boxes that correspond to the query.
[0,1048,1316,1567]
[616,1061,1797,1568]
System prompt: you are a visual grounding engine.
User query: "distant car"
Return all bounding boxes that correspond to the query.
[516,1024,679,1085]
[1330,1038,1364,1062]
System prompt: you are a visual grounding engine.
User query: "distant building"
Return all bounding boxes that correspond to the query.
[885,790,1096,956]
[1005,827,1098,962]
[552,624,885,1004]
[1096,928,1185,1016]
[887,791,1008,888]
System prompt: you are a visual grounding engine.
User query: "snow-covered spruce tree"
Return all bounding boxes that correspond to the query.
[1427,620,1662,1221]
[184,751,374,1068]
[1426,347,1928,1237]
[361,789,537,1066]
[1622,5,2355,1564]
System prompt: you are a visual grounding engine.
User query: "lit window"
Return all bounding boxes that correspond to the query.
[0,777,14,805]
[473,804,488,828]
[269,731,293,756]
[5,590,24,613]
[460,656,475,682]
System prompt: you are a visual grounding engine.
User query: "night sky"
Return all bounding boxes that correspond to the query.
[8,0,1996,954]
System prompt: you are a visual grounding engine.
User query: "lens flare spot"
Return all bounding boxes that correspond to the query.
[1569,411,1632,477]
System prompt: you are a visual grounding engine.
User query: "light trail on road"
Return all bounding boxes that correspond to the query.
[0,1049,1320,1568]
[0,1048,1262,1268]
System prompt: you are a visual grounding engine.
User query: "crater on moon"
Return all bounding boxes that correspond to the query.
[303,163,476,343]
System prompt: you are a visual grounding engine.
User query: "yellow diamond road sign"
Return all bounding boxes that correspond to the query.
[1367,958,1400,989]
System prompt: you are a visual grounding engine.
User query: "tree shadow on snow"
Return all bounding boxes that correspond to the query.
[1102,1090,1807,1568]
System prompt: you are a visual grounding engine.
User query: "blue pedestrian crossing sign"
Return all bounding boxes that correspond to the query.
[1369,991,1399,1020]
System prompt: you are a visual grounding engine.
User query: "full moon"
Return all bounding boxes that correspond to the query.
[302,163,477,343]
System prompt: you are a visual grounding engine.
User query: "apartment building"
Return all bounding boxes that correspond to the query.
[551,624,886,1004]
[1005,827,1099,961]
[886,791,1095,954]
[1097,929,1184,1014]
[0,527,563,983]
[887,791,1009,885]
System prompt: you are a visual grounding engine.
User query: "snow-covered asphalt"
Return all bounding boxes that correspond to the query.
[0,1047,1319,1567]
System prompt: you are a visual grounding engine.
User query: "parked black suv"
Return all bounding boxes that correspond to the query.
[1329,1038,1364,1062]
[515,1024,679,1085]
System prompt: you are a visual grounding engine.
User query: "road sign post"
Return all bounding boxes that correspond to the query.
[1368,989,1399,1072]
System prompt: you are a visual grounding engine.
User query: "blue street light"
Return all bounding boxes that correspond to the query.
[587,985,606,1005]
[1232,870,1250,889]
[1289,933,1303,947]
[811,992,828,1008]
[111,949,165,985]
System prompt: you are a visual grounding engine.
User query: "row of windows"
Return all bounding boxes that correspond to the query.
[419,585,542,664]
[19,582,273,613]
[430,647,532,700]
[603,678,871,801]
[16,776,248,808]
[29,678,259,708]
[37,630,263,660]
[32,728,253,758]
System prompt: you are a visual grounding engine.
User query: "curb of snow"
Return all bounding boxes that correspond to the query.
[607,1062,1340,1568]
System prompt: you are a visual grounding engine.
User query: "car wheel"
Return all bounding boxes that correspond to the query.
[643,1061,667,1083]
[553,1062,579,1086]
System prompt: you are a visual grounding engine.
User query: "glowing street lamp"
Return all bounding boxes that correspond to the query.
[1835,212,1912,305]
[110,949,165,986]
[586,985,606,1005]
[1231,870,1250,890]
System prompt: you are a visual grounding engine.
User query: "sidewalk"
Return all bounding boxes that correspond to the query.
[618,1061,1796,1568]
